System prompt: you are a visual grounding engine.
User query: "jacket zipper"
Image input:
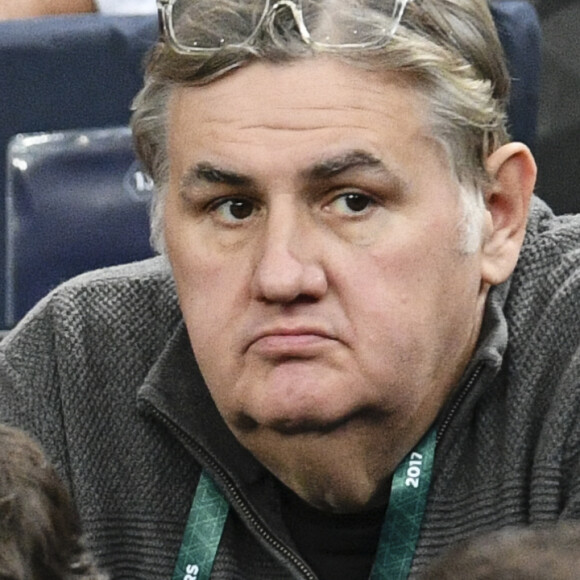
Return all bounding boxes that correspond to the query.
[144,361,484,578]
[436,362,484,444]
[144,402,318,580]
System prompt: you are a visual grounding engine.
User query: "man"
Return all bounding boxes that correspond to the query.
[0,0,577,579]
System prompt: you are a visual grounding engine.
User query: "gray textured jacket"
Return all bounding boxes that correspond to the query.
[0,198,579,579]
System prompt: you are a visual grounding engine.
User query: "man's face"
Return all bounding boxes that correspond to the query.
[165,58,490,512]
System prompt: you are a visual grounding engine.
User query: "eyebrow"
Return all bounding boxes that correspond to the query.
[306,150,386,180]
[180,150,405,194]
[306,151,408,198]
[181,162,254,191]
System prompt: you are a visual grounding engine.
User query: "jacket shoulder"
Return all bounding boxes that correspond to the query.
[508,198,580,332]
[0,256,181,372]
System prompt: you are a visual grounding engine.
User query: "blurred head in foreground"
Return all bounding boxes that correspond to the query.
[0,424,107,580]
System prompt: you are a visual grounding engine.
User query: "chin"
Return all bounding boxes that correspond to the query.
[287,471,389,514]
[234,411,402,513]
[252,435,393,513]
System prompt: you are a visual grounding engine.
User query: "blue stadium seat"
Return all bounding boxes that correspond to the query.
[4,127,155,328]
[0,13,157,325]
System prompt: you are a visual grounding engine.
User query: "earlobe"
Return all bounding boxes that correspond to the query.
[481,142,537,286]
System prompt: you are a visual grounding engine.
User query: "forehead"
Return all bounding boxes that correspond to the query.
[167,57,435,175]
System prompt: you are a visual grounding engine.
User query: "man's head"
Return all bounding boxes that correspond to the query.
[131,0,536,512]
[134,0,516,252]
[0,424,106,580]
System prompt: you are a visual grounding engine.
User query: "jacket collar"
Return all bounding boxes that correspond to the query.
[137,320,268,486]
[433,195,557,445]
[137,320,296,550]
[434,278,511,454]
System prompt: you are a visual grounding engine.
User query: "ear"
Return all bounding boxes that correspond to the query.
[481,142,537,286]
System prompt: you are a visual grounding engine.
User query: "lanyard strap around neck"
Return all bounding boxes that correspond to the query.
[173,426,436,580]
[172,470,229,580]
[369,426,437,579]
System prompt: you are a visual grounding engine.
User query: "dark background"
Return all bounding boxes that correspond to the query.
[533,0,580,215]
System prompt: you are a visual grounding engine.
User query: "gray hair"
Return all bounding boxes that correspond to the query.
[132,0,510,253]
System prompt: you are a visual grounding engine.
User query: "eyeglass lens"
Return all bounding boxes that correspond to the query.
[168,0,407,51]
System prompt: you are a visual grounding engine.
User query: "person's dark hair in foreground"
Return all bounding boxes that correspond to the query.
[421,523,580,580]
[0,424,106,580]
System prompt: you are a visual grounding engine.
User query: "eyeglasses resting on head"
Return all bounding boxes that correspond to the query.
[156,0,413,55]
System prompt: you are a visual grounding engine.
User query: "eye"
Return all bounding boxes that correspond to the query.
[328,192,375,216]
[211,198,256,224]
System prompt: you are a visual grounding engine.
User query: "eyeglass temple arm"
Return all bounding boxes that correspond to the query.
[265,1,315,45]
[391,0,413,34]
[156,0,171,41]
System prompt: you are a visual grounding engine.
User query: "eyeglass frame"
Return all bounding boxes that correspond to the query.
[156,0,413,56]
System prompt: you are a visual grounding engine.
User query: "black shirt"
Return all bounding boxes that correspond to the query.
[280,485,388,580]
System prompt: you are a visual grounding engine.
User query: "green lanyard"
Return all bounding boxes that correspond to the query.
[369,427,437,578]
[172,427,436,580]
[172,471,229,580]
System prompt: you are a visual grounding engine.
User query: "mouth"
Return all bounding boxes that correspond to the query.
[246,327,339,358]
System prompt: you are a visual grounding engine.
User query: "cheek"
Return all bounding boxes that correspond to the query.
[168,250,254,393]
[165,202,242,311]
[173,257,244,400]
[344,240,480,375]
[173,255,241,337]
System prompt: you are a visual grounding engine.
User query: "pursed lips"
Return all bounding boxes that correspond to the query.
[244,326,339,358]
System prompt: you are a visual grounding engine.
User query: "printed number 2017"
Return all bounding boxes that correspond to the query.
[405,452,423,488]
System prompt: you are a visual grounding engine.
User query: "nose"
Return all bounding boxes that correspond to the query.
[251,205,328,304]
